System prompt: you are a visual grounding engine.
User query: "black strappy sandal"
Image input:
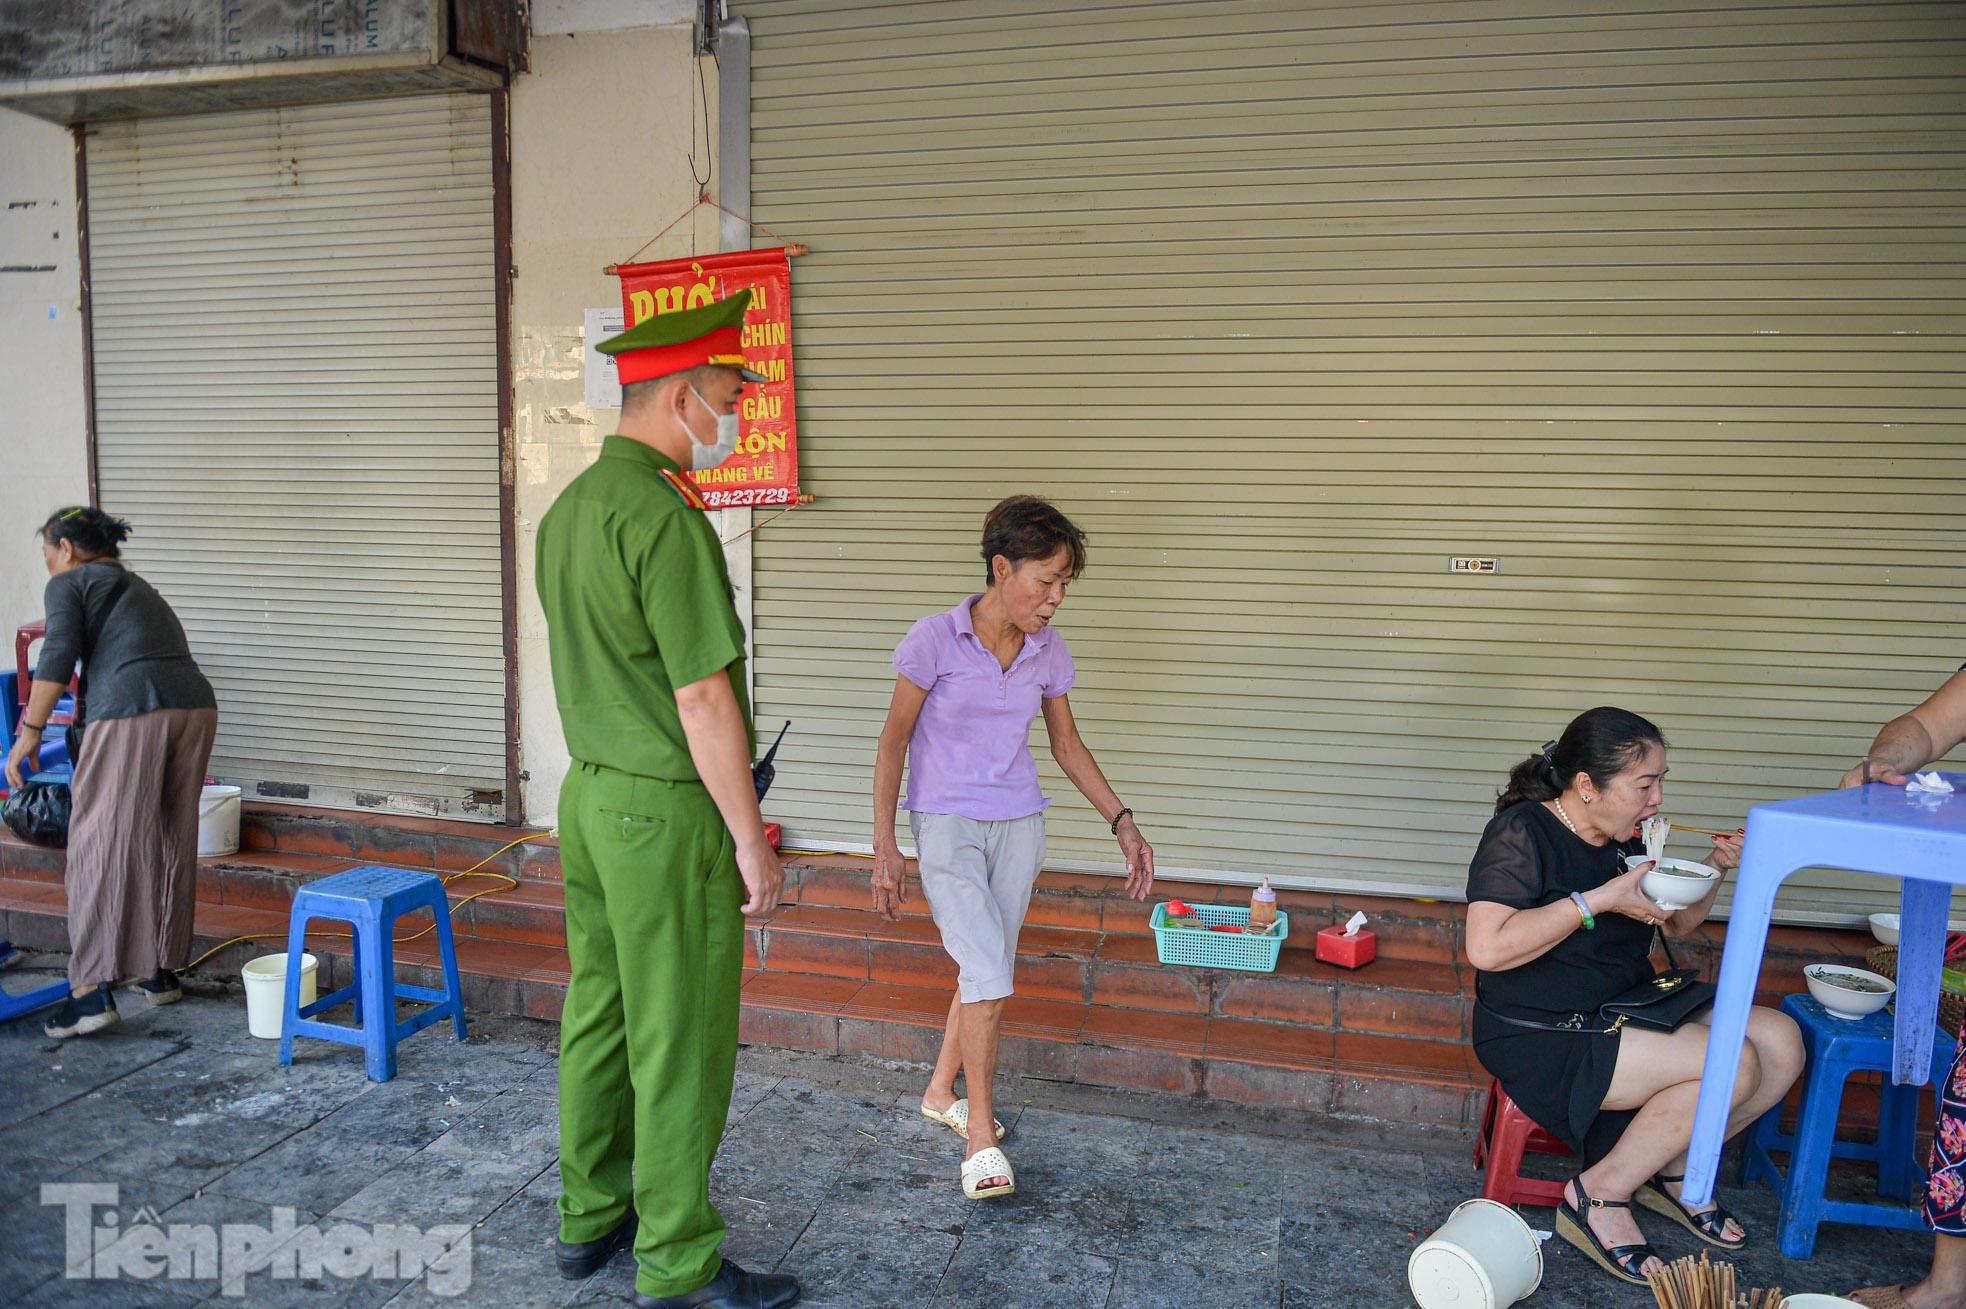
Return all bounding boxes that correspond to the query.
[1555,1176,1663,1286]
[1638,1171,1747,1249]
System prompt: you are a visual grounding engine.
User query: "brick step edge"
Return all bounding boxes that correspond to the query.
[0,895,1887,1138]
[0,891,1482,1126]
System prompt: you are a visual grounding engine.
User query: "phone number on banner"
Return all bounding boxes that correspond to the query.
[701,487,798,508]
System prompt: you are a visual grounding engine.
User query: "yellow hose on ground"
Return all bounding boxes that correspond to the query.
[183,831,557,969]
[182,836,860,970]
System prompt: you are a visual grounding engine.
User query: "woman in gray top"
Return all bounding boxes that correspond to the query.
[5,507,218,1039]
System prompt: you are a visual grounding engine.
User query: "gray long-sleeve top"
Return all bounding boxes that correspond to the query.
[35,561,216,723]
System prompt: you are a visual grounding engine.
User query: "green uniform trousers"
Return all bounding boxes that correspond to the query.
[556,760,744,1299]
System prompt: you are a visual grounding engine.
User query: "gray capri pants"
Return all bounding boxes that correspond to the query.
[909,811,1047,1003]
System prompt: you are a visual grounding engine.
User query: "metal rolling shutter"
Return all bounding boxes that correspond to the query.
[86,94,507,820]
[736,0,1966,922]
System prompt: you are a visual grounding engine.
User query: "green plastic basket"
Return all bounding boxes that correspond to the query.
[1151,902,1288,972]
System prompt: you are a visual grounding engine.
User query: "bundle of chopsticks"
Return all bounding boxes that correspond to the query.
[1647,1251,1783,1309]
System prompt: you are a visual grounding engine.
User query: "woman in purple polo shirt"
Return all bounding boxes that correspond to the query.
[872,495,1155,1201]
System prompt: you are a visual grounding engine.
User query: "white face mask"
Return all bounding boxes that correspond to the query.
[684,385,740,471]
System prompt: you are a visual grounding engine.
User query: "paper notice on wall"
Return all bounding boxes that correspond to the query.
[584,308,624,410]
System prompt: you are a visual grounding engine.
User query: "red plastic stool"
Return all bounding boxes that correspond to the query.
[14,621,78,706]
[1473,1078,1573,1206]
[15,621,44,704]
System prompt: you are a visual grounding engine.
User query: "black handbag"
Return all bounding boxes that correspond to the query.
[2,779,71,847]
[1598,961,1717,1032]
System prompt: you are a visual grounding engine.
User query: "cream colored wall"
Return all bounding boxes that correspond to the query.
[509,21,721,825]
[0,108,88,644]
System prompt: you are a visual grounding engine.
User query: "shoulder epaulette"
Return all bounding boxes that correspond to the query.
[657,467,709,511]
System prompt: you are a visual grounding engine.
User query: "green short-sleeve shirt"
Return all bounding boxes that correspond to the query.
[536,436,752,779]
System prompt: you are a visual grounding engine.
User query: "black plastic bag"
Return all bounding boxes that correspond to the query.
[3,780,71,847]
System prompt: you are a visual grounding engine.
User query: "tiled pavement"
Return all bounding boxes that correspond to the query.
[0,959,1927,1308]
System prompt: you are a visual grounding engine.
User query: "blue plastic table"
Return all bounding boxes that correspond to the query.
[1683,773,1966,1209]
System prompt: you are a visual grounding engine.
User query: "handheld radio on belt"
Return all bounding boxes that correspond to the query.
[752,720,790,802]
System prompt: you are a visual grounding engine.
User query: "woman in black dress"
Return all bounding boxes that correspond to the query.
[1466,707,1803,1285]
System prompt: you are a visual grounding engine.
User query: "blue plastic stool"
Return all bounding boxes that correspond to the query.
[0,939,68,1023]
[277,865,467,1082]
[1741,992,1954,1257]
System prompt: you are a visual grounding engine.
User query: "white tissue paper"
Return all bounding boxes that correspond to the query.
[1341,911,1368,938]
[1909,771,1956,795]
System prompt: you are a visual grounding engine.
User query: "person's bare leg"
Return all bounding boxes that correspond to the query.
[1894,1233,1966,1309]
[1653,1006,1803,1241]
[960,997,1007,1188]
[923,992,965,1113]
[1573,1026,1764,1269]
[1570,1084,1703,1278]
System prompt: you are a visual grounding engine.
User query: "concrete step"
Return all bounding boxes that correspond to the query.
[733,969,1487,1124]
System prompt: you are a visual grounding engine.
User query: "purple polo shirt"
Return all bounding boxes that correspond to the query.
[892,594,1077,822]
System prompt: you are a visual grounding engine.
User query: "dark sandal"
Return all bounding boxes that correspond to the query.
[1555,1176,1662,1286]
[1637,1171,1747,1249]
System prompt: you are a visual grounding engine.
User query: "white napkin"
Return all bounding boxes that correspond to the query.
[1341,911,1368,938]
[1909,771,1956,795]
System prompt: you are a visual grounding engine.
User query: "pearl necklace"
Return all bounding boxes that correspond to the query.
[1551,796,1580,834]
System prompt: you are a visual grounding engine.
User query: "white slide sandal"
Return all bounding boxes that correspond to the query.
[961,1146,1016,1200]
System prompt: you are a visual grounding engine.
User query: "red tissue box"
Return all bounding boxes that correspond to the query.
[1315,924,1376,969]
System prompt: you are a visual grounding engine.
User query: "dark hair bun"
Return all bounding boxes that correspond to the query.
[40,506,133,558]
[1495,707,1665,815]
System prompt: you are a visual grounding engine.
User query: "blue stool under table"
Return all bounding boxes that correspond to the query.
[0,939,68,1024]
[278,865,467,1082]
[1742,992,1955,1258]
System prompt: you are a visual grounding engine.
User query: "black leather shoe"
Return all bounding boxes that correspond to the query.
[631,1259,800,1309]
[555,1212,636,1280]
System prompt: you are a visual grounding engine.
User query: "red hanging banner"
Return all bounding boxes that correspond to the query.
[613,248,799,508]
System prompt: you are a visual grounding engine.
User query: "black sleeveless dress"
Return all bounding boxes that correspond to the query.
[1467,801,1654,1165]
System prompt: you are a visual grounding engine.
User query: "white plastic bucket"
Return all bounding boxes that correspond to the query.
[1779,1298,1867,1308]
[198,784,242,857]
[241,952,315,1039]
[1408,1198,1544,1309]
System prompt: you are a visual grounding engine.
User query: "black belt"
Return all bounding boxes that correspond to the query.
[1477,1000,1623,1036]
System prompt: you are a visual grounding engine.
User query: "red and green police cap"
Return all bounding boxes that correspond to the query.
[596,289,768,386]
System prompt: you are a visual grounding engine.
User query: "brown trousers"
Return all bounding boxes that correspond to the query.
[65,707,218,987]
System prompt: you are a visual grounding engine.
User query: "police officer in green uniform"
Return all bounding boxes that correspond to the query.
[538,290,799,1309]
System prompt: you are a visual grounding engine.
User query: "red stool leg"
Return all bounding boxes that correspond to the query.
[1474,1079,1499,1172]
[1483,1095,1535,1203]
[1476,1079,1572,1208]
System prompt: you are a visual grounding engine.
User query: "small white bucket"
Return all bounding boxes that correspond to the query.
[1779,1298,1867,1308]
[1408,1198,1544,1309]
[198,784,242,857]
[241,952,315,1039]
